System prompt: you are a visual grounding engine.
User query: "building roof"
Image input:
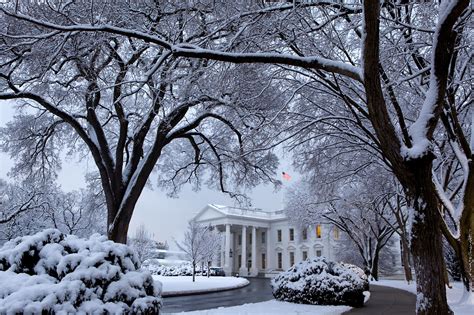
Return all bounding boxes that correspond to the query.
[195,204,287,222]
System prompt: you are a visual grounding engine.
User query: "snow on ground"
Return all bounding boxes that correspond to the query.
[170,300,351,315]
[153,276,249,296]
[374,280,473,315]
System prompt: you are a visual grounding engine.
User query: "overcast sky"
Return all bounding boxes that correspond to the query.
[0,101,298,246]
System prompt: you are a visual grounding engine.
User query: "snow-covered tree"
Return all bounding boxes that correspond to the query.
[176,221,220,282]
[0,179,49,241]
[200,225,221,278]
[43,185,106,238]
[285,174,398,281]
[128,224,157,263]
[0,179,44,224]
[0,1,282,244]
[0,178,105,242]
[334,234,399,280]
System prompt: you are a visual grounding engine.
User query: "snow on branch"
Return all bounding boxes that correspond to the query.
[170,45,363,82]
[0,8,362,83]
[402,0,469,160]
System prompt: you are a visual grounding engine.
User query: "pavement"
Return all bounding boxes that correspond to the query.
[161,279,416,315]
[344,284,416,315]
[161,277,273,314]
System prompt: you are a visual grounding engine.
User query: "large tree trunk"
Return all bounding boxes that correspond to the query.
[400,235,413,283]
[105,153,163,244]
[406,157,452,315]
[361,0,469,312]
[459,161,474,291]
[108,214,131,244]
[107,196,137,244]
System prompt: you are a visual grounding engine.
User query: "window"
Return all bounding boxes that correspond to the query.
[334,227,340,240]
[238,255,242,268]
[316,250,322,257]
[277,252,283,269]
[262,253,266,269]
[302,250,308,260]
[289,252,295,266]
[238,234,242,245]
[316,224,322,238]
[302,228,308,240]
[262,231,266,244]
[289,228,294,241]
[277,229,282,242]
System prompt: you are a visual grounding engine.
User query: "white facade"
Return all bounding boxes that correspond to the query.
[193,204,343,277]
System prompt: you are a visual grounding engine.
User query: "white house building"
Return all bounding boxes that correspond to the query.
[192,204,344,277]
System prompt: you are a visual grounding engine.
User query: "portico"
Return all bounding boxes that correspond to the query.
[192,204,281,276]
[192,204,343,277]
[218,223,263,277]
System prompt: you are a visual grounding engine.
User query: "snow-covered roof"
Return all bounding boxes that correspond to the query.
[205,204,287,221]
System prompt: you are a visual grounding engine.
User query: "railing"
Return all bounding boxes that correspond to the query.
[224,206,285,218]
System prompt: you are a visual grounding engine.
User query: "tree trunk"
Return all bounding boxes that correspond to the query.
[107,200,135,244]
[400,235,413,283]
[406,157,452,315]
[108,214,131,244]
[371,248,380,281]
[104,142,165,244]
[440,213,471,291]
[207,261,211,278]
[192,262,196,282]
[107,183,150,244]
[459,161,474,291]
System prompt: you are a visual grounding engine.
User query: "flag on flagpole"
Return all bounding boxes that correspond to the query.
[282,172,291,181]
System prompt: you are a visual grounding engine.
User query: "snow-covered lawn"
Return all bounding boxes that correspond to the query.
[171,300,351,315]
[154,276,249,296]
[374,280,473,315]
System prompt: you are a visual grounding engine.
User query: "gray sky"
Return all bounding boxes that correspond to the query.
[0,101,297,246]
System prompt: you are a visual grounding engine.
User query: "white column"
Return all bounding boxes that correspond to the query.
[250,226,258,276]
[239,226,247,276]
[220,233,225,267]
[230,232,234,272]
[266,228,271,272]
[224,224,231,275]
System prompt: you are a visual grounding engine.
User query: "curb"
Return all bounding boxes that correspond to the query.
[160,279,250,297]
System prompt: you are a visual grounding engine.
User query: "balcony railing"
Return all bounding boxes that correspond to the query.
[224,206,285,218]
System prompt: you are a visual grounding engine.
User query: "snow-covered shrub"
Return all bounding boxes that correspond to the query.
[144,261,206,276]
[0,229,161,314]
[271,257,366,307]
[339,262,369,291]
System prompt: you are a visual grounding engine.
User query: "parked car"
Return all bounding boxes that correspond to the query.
[209,267,226,276]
